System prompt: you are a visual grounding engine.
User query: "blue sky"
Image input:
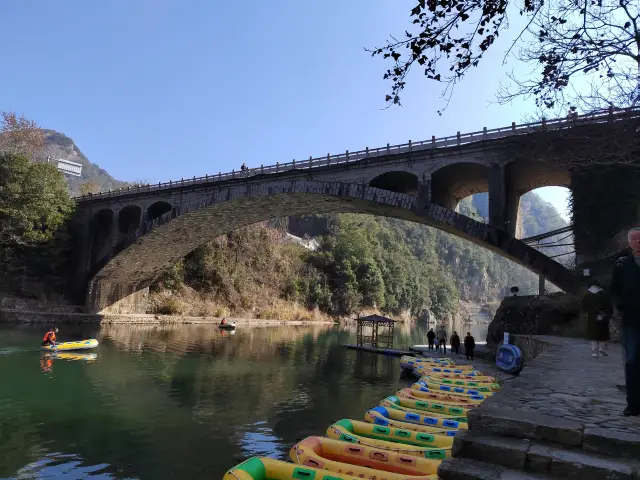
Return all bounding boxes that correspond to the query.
[0,0,569,217]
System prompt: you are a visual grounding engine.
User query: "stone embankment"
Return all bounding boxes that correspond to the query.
[438,336,640,479]
[0,309,335,326]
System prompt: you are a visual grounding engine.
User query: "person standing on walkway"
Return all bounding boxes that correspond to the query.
[464,332,475,360]
[582,282,612,358]
[450,331,461,354]
[427,328,436,350]
[437,327,447,354]
[610,227,640,417]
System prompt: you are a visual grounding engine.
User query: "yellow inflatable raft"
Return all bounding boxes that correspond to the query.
[224,457,365,480]
[366,406,467,430]
[399,356,454,370]
[41,339,99,352]
[327,419,454,451]
[382,396,470,417]
[411,381,493,399]
[380,398,467,420]
[419,380,497,395]
[420,375,501,391]
[414,366,492,380]
[414,365,483,377]
[290,436,439,480]
[364,409,459,435]
[399,388,485,406]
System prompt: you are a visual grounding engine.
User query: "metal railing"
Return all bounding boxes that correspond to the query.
[74,106,640,202]
[522,225,574,244]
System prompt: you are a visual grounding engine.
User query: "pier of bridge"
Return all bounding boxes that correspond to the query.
[68,108,640,314]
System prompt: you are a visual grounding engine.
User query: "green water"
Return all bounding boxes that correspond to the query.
[0,321,486,479]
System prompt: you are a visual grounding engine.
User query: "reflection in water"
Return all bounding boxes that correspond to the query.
[0,322,472,479]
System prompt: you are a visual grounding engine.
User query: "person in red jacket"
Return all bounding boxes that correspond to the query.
[42,327,58,346]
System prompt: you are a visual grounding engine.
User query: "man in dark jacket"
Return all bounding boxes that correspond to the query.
[426,328,436,351]
[464,332,475,360]
[610,227,640,416]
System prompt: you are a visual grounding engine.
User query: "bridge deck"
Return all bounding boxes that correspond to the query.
[75,107,640,202]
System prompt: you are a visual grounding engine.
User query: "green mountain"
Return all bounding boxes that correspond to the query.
[43,130,126,196]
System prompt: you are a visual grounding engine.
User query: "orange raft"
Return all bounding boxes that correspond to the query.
[290,436,439,480]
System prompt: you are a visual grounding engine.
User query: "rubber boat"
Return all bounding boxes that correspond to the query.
[364,409,459,435]
[382,395,471,417]
[366,406,467,430]
[327,419,454,451]
[290,436,439,480]
[420,375,501,391]
[411,381,493,399]
[414,365,484,376]
[415,368,497,383]
[399,356,455,370]
[378,400,467,425]
[41,339,98,352]
[224,457,364,480]
[419,380,495,395]
[400,388,486,405]
[219,323,237,330]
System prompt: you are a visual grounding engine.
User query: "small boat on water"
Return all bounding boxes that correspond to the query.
[218,323,237,330]
[224,457,362,480]
[365,406,467,430]
[327,419,455,450]
[41,339,98,352]
[290,436,440,479]
[420,375,500,391]
[400,387,486,405]
[382,395,471,417]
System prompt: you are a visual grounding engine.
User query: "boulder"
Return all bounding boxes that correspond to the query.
[486,294,582,345]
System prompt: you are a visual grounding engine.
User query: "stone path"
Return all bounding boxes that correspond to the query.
[481,336,640,436]
[432,336,640,479]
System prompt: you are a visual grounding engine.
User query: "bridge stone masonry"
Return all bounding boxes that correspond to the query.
[69,108,640,314]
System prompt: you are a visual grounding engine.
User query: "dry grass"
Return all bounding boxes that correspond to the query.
[148,285,332,322]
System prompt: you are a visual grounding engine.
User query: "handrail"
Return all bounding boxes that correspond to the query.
[74,106,640,202]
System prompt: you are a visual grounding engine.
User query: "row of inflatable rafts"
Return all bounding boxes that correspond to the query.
[224,355,501,480]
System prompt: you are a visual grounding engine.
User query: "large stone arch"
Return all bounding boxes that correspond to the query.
[85,179,584,314]
[430,162,490,210]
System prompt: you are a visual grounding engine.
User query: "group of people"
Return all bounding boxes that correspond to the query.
[426,327,476,360]
[583,227,640,417]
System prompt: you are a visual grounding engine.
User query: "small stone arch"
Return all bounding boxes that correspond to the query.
[116,205,142,251]
[369,171,419,196]
[90,209,115,267]
[147,201,172,221]
[431,162,490,210]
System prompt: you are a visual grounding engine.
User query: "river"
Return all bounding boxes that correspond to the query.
[0,320,488,479]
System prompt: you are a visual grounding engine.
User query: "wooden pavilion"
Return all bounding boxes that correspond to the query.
[355,314,396,348]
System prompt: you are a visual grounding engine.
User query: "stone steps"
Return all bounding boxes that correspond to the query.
[438,457,552,480]
[445,429,640,480]
[467,405,640,459]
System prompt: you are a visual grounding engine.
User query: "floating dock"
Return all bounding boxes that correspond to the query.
[341,344,413,356]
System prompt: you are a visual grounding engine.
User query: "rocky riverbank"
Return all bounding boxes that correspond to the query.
[0,309,335,325]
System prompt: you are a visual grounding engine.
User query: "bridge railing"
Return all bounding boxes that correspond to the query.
[74,106,640,202]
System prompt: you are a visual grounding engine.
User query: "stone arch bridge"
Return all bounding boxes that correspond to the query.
[71,109,639,313]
